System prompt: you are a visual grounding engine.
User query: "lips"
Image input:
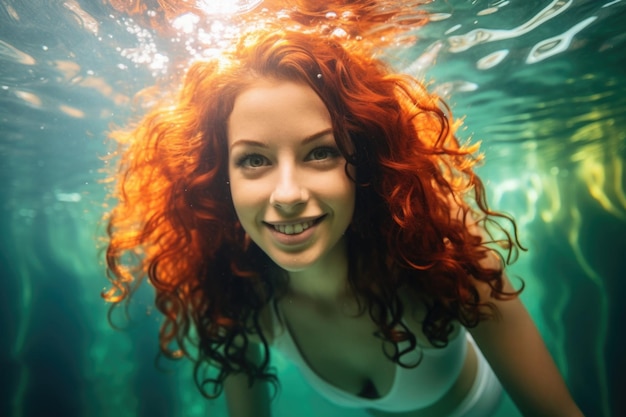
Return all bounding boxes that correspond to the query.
[272,220,315,235]
[264,215,326,236]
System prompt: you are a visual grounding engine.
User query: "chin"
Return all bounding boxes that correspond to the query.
[267,245,332,271]
[271,256,317,273]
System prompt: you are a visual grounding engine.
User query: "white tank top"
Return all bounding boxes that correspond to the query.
[269,304,468,412]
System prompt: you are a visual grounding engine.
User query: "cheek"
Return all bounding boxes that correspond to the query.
[228,179,249,218]
[229,179,266,223]
[334,180,356,220]
[346,192,357,221]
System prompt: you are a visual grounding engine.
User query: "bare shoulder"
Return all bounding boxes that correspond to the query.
[468,272,583,416]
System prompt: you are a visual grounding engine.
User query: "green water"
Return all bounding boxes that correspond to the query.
[1,1,624,416]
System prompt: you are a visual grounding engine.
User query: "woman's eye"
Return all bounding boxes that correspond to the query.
[237,154,269,168]
[307,147,339,161]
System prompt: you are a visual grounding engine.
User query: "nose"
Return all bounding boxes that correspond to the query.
[269,164,308,212]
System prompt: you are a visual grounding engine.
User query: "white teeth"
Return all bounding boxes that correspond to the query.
[273,220,315,235]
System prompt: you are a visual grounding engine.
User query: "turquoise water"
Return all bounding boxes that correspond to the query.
[1,1,624,416]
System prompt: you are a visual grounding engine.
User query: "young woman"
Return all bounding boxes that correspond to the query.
[104,27,583,417]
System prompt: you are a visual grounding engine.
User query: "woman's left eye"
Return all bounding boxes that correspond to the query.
[307,146,339,161]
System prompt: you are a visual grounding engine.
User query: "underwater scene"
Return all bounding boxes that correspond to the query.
[0,1,624,416]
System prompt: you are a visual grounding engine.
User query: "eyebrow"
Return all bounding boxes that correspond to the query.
[230,128,334,150]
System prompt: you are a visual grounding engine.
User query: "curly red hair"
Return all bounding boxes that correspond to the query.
[104,28,522,398]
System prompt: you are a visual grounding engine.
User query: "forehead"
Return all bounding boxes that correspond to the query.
[227,80,332,146]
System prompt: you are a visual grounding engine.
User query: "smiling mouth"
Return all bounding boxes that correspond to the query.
[265,215,326,235]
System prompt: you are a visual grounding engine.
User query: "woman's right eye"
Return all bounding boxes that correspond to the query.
[236,153,269,168]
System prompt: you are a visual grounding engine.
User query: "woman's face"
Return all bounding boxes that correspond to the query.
[227,79,355,272]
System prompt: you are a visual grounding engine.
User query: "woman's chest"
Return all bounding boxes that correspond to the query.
[278,300,398,398]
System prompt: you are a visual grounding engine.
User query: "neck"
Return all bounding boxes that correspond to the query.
[285,237,351,303]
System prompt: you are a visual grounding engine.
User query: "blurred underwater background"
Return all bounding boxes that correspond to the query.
[0,1,624,416]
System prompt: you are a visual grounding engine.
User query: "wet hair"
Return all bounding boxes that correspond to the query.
[104,28,521,398]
